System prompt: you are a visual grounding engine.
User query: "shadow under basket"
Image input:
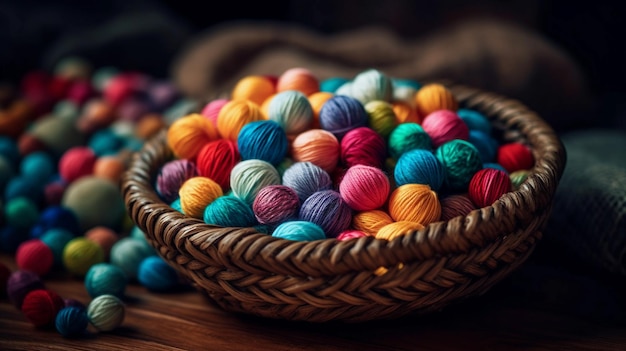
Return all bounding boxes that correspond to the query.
[122,84,567,323]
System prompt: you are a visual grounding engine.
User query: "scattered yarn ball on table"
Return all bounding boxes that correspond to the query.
[56,306,89,338]
[137,255,180,292]
[86,294,125,332]
[84,263,128,298]
[21,288,65,327]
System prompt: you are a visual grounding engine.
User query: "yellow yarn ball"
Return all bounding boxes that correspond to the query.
[352,210,393,236]
[388,184,441,225]
[364,100,398,139]
[63,237,105,276]
[167,113,219,160]
[308,92,334,129]
[217,100,264,142]
[179,176,223,219]
[392,101,420,124]
[415,83,458,118]
[231,75,276,106]
[376,221,425,240]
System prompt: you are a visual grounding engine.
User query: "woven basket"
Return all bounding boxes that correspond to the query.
[122,84,566,323]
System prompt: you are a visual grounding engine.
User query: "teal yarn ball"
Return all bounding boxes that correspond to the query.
[137,256,180,292]
[268,90,313,135]
[109,237,155,280]
[230,159,281,205]
[388,122,432,160]
[170,198,183,213]
[55,306,88,338]
[86,294,125,332]
[457,108,492,135]
[0,156,15,193]
[320,77,349,93]
[469,130,498,163]
[349,69,393,104]
[203,195,258,227]
[20,151,55,185]
[0,136,19,165]
[395,149,446,191]
[436,139,483,192]
[391,78,422,91]
[129,226,154,252]
[84,263,128,298]
[237,120,288,166]
[4,197,39,230]
[483,162,509,174]
[5,176,43,204]
[88,129,124,157]
[40,228,75,266]
[272,221,326,241]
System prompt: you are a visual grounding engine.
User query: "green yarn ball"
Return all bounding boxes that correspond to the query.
[63,237,105,277]
[87,294,125,332]
[436,139,483,192]
[203,195,257,227]
[4,197,39,230]
[388,123,432,160]
[364,100,397,139]
[84,263,128,298]
[110,237,155,280]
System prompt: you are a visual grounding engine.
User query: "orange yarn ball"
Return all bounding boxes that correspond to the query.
[93,155,126,184]
[261,94,275,119]
[388,184,441,225]
[415,83,458,117]
[179,176,223,218]
[167,113,219,160]
[277,67,320,96]
[77,99,116,134]
[231,76,276,106]
[376,221,424,240]
[216,100,264,142]
[392,101,420,124]
[84,226,119,258]
[135,113,166,140]
[352,210,393,236]
[308,92,334,129]
[291,129,340,173]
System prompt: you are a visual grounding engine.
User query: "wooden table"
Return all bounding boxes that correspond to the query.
[2,252,626,351]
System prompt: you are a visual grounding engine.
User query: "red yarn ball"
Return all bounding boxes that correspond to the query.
[468,168,512,208]
[339,165,391,211]
[497,142,534,173]
[58,146,96,183]
[440,194,476,221]
[103,73,138,106]
[16,239,54,277]
[253,185,300,225]
[421,110,469,148]
[336,230,368,241]
[21,289,65,327]
[195,139,240,191]
[340,126,387,169]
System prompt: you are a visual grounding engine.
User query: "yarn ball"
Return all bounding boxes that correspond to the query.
[307,92,333,128]
[231,75,275,106]
[4,196,39,230]
[483,162,509,174]
[63,237,104,277]
[415,83,458,117]
[468,168,512,208]
[230,159,281,205]
[457,108,492,135]
[440,194,476,221]
[15,239,54,277]
[394,149,446,191]
[167,113,219,160]
[201,99,229,126]
[178,176,223,219]
[18,134,48,156]
[260,94,275,118]
[339,165,390,211]
[137,256,180,292]
[30,205,80,238]
[6,270,45,308]
[40,228,75,266]
[376,221,425,241]
[76,98,117,134]
[58,146,96,183]
[21,289,65,327]
[170,198,182,213]
[4,176,43,204]
[43,181,66,207]
[388,184,441,225]
[497,142,535,173]
[62,176,126,231]
[469,130,498,163]
[253,185,300,225]
[392,77,422,91]
[84,263,128,298]
[351,209,393,236]
[510,169,530,190]
[20,151,54,185]
[84,226,119,258]
[28,115,85,158]
[391,101,420,124]
[388,123,432,160]
[88,128,124,156]
[318,95,368,139]
[93,155,126,184]
[364,100,397,139]
[276,67,319,96]
[268,90,314,135]
[349,69,393,105]
[281,161,333,202]
[87,294,125,332]
[271,221,326,241]
[55,306,89,338]
[320,77,349,93]
[421,110,469,148]
[237,120,288,166]
[340,126,387,169]
[336,230,368,241]
[291,129,340,173]
[436,139,483,192]
[109,237,155,280]
[216,99,264,142]
[204,195,258,227]
[196,139,240,190]
[156,158,199,203]
[299,190,352,238]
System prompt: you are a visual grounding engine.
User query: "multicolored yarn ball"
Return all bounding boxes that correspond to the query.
[7,270,45,308]
[339,165,390,211]
[336,230,368,241]
[204,195,258,227]
[340,126,387,169]
[178,176,223,219]
[468,168,512,208]
[349,69,393,105]
[320,77,349,93]
[166,113,219,160]
[440,194,476,221]
[216,99,264,142]
[4,196,39,230]
[391,101,420,124]
[510,169,530,190]
[252,185,300,225]
[291,129,340,173]
[200,98,229,126]
[298,190,352,238]
[457,108,492,135]
[84,263,128,298]
[229,159,281,205]
[40,228,75,266]
[271,220,326,241]
[364,100,397,139]
[237,120,288,166]
[318,95,368,139]
[110,237,155,280]
[351,209,393,236]
[86,294,125,332]
[21,289,65,327]
[421,110,469,148]
[196,139,240,190]
[156,158,199,203]
[268,90,314,135]
[15,239,54,276]
[20,151,54,185]
[307,92,333,128]
[58,146,96,183]
[414,83,458,118]
[394,149,446,191]
[497,142,535,173]
[55,306,89,338]
[388,122,432,160]
[137,256,180,292]
[435,139,483,192]
[281,161,333,202]
[469,130,498,163]
[61,176,126,231]
[388,184,441,225]
[276,67,319,96]
[231,75,276,105]
[376,221,425,240]
[63,237,105,277]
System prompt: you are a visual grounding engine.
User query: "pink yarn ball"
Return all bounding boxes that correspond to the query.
[339,165,391,211]
[337,230,368,241]
[253,185,300,225]
[201,99,229,127]
[58,146,96,183]
[421,110,469,148]
[340,126,387,169]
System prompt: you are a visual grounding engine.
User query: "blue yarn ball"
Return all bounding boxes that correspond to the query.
[123,137,144,152]
[110,237,155,280]
[84,263,128,298]
[30,206,80,238]
[391,78,422,91]
[55,306,89,338]
[349,69,393,104]
[281,161,333,202]
[138,256,180,292]
[394,149,446,191]
[320,77,349,93]
[4,176,43,204]
[272,221,326,241]
[319,95,368,139]
[203,195,258,227]
[298,190,352,238]
[0,155,15,192]
[237,120,288,166]
[268,90,314,135]
[40,228,75,266]
[88,128,124,157]
[0,136,19,165]
[20,151,55,186]
[483,162,509,174]
[468,130,498,163]
[458,108,492,135]
[0,225,28,253]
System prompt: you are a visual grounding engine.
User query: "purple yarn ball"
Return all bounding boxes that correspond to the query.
[298,190,352,238]
[253,185,300,225]
[7,270,45,308]
[156,159,199,203]
[319,95,368,139]
[281,162,333,203]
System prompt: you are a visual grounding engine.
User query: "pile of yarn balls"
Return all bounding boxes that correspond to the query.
[0,57,190,337]
[159,67,535,242]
